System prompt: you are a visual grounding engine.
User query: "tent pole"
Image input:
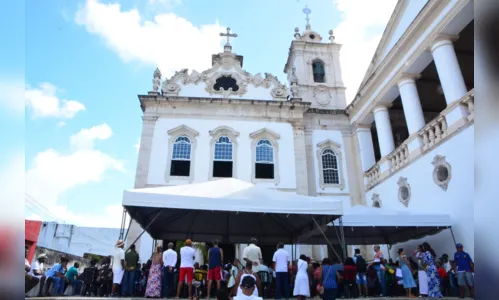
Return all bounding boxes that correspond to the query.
[123,215,133,242]
[125,209,163,252]
[338,216,347,261]
[119,208,127,239]
[312,217,342,263]
[449,227,457,246]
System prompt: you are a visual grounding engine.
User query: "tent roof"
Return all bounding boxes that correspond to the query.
[299,205,452,245]
[123,178,343,244]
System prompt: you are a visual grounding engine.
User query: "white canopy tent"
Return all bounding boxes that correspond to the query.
[122,178,343,245]
[300,205,453,245]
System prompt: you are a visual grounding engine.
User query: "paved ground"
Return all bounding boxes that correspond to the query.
[27,297,467,300]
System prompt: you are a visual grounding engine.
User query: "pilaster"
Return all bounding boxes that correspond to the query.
[292,121,309,195]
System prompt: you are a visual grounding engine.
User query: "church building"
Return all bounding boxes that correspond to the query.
[128,0,474,262]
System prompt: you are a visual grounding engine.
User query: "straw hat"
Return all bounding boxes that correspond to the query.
[116,240,125,248]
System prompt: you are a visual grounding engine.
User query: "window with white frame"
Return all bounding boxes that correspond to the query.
[250,128,280,184]
[165,125,199,183]
[170,136,192,177]
[213,135,233,178]
[255,139,274,179]
[316,139,345,190]
[321,148,339,184]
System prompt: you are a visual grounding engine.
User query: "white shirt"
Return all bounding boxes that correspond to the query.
[29,260,44,276]
[180,246,196,268]
[243,244,262,266]
[272,248,290,272]
[234,295,263,300]
[113,247,125,272]
[163,249,178,267]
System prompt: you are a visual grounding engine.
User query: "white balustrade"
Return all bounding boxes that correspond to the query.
[388,143,409,172]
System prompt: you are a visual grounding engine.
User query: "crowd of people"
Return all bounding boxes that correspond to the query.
[25,238,474,299]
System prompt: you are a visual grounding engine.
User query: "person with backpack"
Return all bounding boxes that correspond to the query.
[353,248,368,297]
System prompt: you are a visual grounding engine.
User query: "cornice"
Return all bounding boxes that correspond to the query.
[305,108,347,115]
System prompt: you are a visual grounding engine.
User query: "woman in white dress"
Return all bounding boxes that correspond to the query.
[293,255,310,299]
[231,261,261,297]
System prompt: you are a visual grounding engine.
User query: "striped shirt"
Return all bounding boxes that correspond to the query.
[45,263,64,278]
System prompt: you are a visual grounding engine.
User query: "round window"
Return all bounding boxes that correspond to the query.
[400,187,409,200]
[309,34,316,39]
[436,165,449,182]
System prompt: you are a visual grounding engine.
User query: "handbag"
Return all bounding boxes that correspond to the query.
[319,265,333,295]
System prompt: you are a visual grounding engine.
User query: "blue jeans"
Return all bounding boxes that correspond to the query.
[68,279,83,295]
[49,276,65,295]
[275,272,289,299]
[122,270,136,296]
[374,265,386,296]
[323,288,337,300]
[163,267,174,298]
[448,272,459,296]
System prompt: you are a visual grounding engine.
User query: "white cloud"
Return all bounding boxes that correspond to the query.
[333,0,397,102]
[25,213,43,221]
[75,0,224,77]
[134,138,140,152]
[70,123,113,150]
[0,76,25,115]
[57,121,67,127]
[26,123,125,227]
[25,82,86,119]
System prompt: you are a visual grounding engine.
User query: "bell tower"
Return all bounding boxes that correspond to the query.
[284,6,346,109]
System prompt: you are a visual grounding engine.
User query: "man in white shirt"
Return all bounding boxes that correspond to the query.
[176,239,196,299]
[272,243,290,300]
[111,240,125,297]
[234,275,263,300]
[162,242,178,298]
[29,253,47,296]
[243,238,262,268]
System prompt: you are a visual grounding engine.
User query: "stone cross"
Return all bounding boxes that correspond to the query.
[220,27,238,45]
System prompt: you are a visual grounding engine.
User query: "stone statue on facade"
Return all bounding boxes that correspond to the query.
[290,66,300,98]
[152,67,162,92]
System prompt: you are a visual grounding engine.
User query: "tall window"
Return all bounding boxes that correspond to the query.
[255,139,274,179]
[321,148,339,184]
[170,136,191,176]
[213,136,233,178]
[312,60,325,83]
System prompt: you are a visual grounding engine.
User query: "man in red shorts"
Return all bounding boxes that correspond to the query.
[176,239,196,299]
[207,240,224,298]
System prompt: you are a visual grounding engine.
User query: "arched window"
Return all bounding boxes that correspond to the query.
[312,60,325,83]
[213,135,233,178]
[255,139,274,179]
[170,136,192,176]
[171,136,191,176]
[321,148,339,184]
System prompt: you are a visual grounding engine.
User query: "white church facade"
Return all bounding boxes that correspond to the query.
[128,0,474,262]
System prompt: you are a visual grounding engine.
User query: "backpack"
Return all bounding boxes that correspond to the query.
[356,255,367,273]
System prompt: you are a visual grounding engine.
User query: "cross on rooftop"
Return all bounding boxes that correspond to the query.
[303,6,311,26]
[220,27,238,46]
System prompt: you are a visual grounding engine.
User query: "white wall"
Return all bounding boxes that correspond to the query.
[311,129,350,194]
[179,82,281,101]
[148,118,297,188]
[381,0,429,62]
[37,222,154,263]
[366,126,474,259]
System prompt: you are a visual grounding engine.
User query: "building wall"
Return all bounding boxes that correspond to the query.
[366,125,474,259]
[148,118,298,189]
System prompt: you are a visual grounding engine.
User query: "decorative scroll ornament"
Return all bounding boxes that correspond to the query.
[313,85,332,106]
[432,155,452,191]
[397,177,411,207]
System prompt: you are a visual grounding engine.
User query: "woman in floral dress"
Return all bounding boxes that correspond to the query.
[421,242,442,298]
[145,245,163,298]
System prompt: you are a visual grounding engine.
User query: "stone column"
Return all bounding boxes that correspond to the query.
[304,130,317,196]
[354,125,376,172]
[397,74,426,134]
[431,36,468,105]
[373,106,395,157]
[292,121,309,195]
[431,35,469,127]
[126,115,158,250]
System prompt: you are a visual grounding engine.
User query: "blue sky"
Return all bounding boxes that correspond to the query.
[5,0,396,227]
